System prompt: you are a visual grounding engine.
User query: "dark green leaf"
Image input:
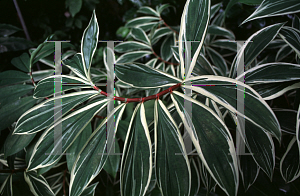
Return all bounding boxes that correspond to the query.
[208,25,235,39]
[116,50,152,63]
[0,70,30,87]
[206,47,227,76]
[160,34,174,62]
[103,138,120,178]
[137,6,159,17]
[115,63,182,88]
[242,0,300,24]
[154,99,191,195]
[114,41,151,53]
[63,53,87,80]
[11,53,30,73]
[125,16,160,28]
[0,84,34,107]
[24,171,55,196]
[81,182,99,196]
[66,0,82,17]
[0,37,34,53]
[279,27,300,58]
[0,24,22,37]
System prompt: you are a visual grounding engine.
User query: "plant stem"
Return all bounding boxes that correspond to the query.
[160,17,179,35]
[13,0,31,41]
[151,48,179,65]
[0,168,26,173]
[93,83,181,103]
[63,169,67,196]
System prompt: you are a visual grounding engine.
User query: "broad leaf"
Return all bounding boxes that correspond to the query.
[137,6,159,17]
[0,84,34,107]
[238,154,259,191]
[11,53,30,72]
[63,53,87,81]
[125,16,160,28]
[0,96,36,131]
[160,34,174,62]
[131,27,151,45]
[115,63,182,88]
[0,70,30,87]
[154,99,191,195]
[120,103,152,196]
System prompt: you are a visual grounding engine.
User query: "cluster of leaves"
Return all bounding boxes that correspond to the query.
[1,0,300,195]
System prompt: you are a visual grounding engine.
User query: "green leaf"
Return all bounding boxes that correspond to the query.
[186,76,281,141]
[178,0,210,79]
[276,44,293,61]
[207,25,235,39]
[157,4,174,15]
[31,70,55,82]
[225,0,263,17]
[206,47,228,76]
[81,182,99,196]
[66,0,82,17]
[66,123,92,171]
[238,154,259,191]
[24,171,55,196]
[27,97,108,171]
[0,174,13,196]
[151,27,173,44]
[160,34,174,62]
[137,6,159,17]
[237,63,300,84]
[0,24,22,37]
[189,158,201,196]
[0,84,34,107]
[103,137,121,178]
[131,27,151,44]
[171,91,238,196]
[125,16,160,28]
[242,0,300,25]
[136,22,159,32]
[293,15,300,30]
[273,109,297,135]
[116,50,152,63]
[4,131,36,158]
[279,27,300,58]
[63,53,88,81]
[280,137,300,183]
[81,10,99,80]
[229,23,284,78]
[11,53,30,72]
[154,99,191,195]
[0,96,36,131]
[192,53,216,76]
[0,37,34,53]
[33,75,90,98]
[120,103,152,196]
[211,39,237,51]
[0,70,30,87]
[210,3,222,19]
[15,91,97,135]
[115,63,182,88]
[69,104,126,196]
[114,41,151,53]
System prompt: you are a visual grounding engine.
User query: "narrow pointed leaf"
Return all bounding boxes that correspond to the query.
[0,70,30,87]
[279,27,300,58]
[186,76,281,141]
[125,16,160,28]
[120,103,152,196]
[178,0,210,79]
[154,99,191,195]
[33,75,90,98]
[24,171,55,196]
[81,183,99,196]
[131,27,151,45]
[15,91,98,134]
[137,6,159,17]
[27,98,108,171]
[171,91,238,196]
[115,41,151,53]
[280,137,300,183]
[208,25,235,39]
[160,34,174,62]
[206,47,227,76]
[0,174,13,196]
[0,84,34,107]
[115,63,182,88]
[81,10,99,80]
[116,51,152,63]
[70,104,126,196]
[242,0,300,25]
[238,154,259,191]
[229,23,284,78]
[63,53,87,81]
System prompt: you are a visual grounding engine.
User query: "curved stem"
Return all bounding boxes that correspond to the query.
[151,48,179,66]
[93,83,181,103]
[29,70,36,87]
[160,17,179,35]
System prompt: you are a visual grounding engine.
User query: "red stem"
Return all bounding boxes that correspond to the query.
[93,83,181,103]
[160,17,179,35]
[151,49,179,66]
